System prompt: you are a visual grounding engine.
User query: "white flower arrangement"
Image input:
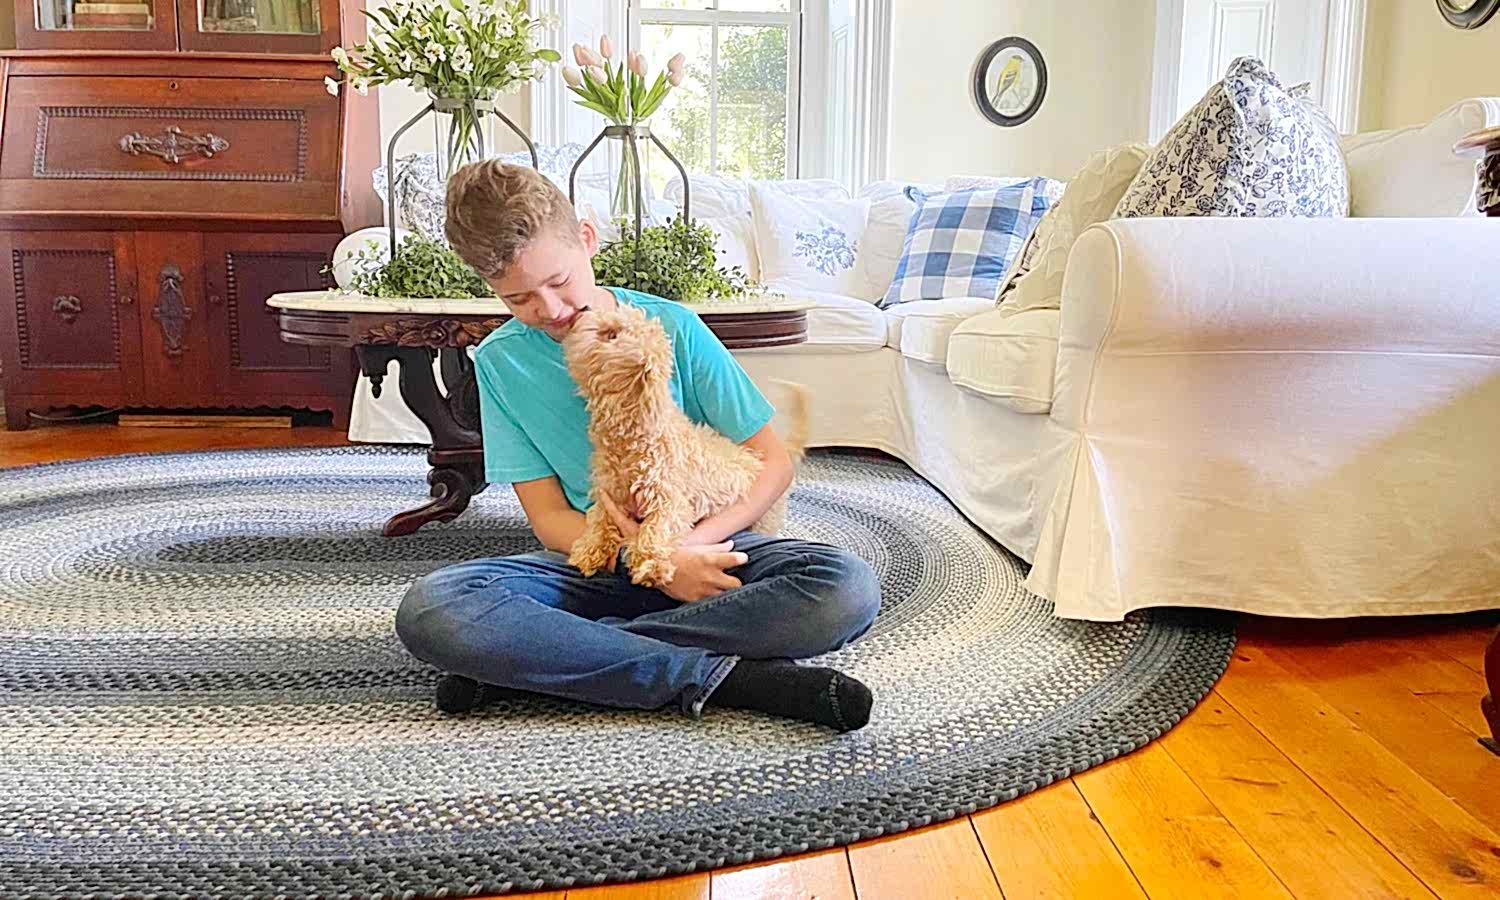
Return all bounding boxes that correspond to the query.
[326,0,561,101]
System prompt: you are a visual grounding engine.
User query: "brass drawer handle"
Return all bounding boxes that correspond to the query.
[117,126,231,165]
[152,264,192,358]
[52,295,82,324]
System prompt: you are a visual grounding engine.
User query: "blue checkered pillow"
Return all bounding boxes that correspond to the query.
[879,180,1047,308]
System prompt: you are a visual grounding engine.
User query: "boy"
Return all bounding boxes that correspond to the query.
[393,161,880,732]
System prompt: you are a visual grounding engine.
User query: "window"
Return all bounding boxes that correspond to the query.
[532,2,889,193]
[629,1,802,192]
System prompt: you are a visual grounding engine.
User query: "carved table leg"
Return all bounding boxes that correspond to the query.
[356,345,488,536]
[1483,626,1500,755]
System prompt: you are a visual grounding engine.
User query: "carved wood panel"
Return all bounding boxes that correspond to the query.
[11,248,121,369]
[204,233,351,404]
[35,106,307,182]
[0,230,143,404]
[134,231,215,407]
[0,75,340,220]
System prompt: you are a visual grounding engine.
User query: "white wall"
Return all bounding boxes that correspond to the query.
[1359,0,1500,131]
[887,0,1157,182]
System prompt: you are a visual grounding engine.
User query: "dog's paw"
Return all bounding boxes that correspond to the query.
[568,542,615,577]
[629,554,676,589]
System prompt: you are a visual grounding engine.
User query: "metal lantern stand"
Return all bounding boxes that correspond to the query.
[382,94,541,256]
[566,124,692,274]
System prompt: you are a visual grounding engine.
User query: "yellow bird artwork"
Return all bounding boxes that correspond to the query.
[991,55,1024,111]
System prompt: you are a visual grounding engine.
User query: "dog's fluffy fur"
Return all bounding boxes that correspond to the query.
[561,303,808,587]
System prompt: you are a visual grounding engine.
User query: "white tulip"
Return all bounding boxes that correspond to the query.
[505,61,523,79]
[599,35,614,60]
[562,66,584,87]
[668,52,686,74]
[587,65,607,84]
[667,69,685,87]
[324,76,340,95]
[354,77,371,96]
[331,46,348,66]
[629,53,646,78]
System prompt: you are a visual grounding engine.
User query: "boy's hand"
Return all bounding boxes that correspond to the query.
[661,542,749,602]
[597,493,641,539]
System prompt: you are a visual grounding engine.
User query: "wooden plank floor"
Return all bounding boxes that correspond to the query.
[5,423,1498,900]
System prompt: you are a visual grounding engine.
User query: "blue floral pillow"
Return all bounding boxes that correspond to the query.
[1114,57,1349,218]
[879,180,1049,308]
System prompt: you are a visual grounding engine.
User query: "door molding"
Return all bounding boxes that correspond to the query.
[1320,0,1366,133]
[1150,0,1186,142]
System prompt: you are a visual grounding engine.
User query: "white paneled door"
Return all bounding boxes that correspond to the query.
[1152,0,1366,139]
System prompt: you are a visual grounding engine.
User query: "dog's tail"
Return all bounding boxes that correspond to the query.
[768,379,810,462]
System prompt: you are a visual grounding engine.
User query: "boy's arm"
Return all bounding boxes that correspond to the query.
[678,424,792,546]
[514,476,588,554]
[671,309,789,544]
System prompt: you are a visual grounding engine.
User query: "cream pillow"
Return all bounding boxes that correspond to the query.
[1340,98,1500,217]
[996,143,1150,316]
[701,213,761,282]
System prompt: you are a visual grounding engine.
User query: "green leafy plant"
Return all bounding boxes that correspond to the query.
[337,235,494,299]
[591,218,756,304]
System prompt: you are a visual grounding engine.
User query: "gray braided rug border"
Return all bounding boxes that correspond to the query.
[0,446,1236,899]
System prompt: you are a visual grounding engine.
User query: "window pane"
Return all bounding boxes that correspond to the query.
[716,25,788,180]
[640,22,714,197]
[34,0,156,31]
[718,1,793,11]
[200,0,320,36]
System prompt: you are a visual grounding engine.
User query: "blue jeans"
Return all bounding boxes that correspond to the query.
[394,530,881,717]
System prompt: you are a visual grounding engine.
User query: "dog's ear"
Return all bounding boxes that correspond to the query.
[635,331,674,384]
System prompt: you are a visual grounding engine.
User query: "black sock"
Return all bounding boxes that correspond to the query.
[706,659,873,732]
[434,673,492,715]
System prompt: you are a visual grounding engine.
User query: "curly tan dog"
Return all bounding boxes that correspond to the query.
[561,302,807,587]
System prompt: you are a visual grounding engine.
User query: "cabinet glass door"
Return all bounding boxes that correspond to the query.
[18,0,178,49]
[179,0,338,53]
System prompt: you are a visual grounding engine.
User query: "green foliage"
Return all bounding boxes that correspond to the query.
[339,235,494,299]
[665,25,787,180]
[591,218,755,304]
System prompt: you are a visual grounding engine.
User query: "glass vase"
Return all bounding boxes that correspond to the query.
[602,125,652,246]
[610,129,645,233]
[431,93,494,182]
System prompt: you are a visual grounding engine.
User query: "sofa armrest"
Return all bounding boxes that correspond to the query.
[1031,217,1500,620]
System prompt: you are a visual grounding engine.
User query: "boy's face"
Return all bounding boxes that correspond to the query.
[487,219,608,342]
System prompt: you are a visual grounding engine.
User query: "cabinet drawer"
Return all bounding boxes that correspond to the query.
[0,75,341,220]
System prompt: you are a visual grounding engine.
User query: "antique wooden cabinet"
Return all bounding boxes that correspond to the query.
[0,0,380,429]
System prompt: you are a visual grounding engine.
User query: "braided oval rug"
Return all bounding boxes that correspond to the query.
[0,446,1234,899]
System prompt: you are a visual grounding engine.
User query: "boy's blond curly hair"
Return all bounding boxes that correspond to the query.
[444,160,580,279]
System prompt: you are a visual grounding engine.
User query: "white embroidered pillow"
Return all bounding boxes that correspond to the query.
[750,185,870,296]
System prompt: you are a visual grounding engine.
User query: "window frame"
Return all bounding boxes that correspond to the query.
[627,1,804,179]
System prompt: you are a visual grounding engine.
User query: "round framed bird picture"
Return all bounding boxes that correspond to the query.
[974,37,1047,127]
[1435,0,1500,29]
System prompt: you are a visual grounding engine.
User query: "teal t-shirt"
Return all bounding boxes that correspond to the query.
[473,287,776,512]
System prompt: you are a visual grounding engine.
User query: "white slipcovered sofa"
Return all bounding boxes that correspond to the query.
[350,98,1500,622]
